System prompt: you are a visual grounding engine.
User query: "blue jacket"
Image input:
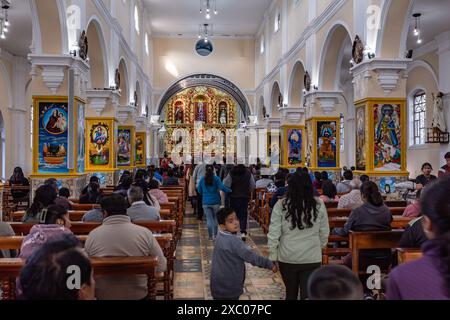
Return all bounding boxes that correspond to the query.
[197,176,231,205]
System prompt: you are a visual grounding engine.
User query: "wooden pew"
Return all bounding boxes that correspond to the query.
[397,248,422,264]
[327,207,406,218]
[349,230,404,274]
[329,216,413,229]
[72,203,96,211]
[0,256,158,300]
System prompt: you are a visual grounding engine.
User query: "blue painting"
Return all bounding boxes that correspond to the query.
[317,121,337,168]
[380,177,396,194]
[38,102,69,173]
[77,102,85,173]
[287,128,303,166]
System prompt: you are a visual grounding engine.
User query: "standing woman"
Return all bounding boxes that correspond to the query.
[268,173,329,300]
[197,165,231,240]
[387,176,450,299]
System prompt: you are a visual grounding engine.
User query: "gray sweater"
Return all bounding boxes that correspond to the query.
[210,230,273,299]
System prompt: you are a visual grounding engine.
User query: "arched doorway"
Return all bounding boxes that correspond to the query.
[270,82,282,117]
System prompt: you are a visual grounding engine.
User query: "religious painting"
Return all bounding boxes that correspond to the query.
[355,106,366,171]
[135,132,146,166]
[374,104,402,171]
[267,131,281,166]
[87,121,111,167]
[317,121,337,168]
[76,100,85,173]
[218,101,228,124]
[283,127,303,167]
[174,101,184,124]
[306,121,313,168]
[117,127,134,167]
[195,97,208,123]
[37,100,69,173]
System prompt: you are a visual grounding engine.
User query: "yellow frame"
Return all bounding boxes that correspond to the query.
[135,131,147,167]
[354,98,408,176]
[32,96,84,177]
[85,117,117,172]
[117,125,136,169]
[281,125,307,168]
[308,117,341,170]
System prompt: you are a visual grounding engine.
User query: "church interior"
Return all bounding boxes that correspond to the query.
[0,0,450,302]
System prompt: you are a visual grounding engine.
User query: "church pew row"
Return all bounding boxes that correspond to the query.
[397,248,422,264]
[0,255,159,300]
[0,233,174,300]
[328,216,413,229]
[326,207,406,218]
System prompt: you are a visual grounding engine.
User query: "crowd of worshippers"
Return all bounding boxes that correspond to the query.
[1,151,450,300]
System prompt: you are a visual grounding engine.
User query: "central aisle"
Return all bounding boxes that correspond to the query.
[173,204,286,300]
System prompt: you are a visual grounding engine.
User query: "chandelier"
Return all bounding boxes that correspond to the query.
[198,24,212,43]
[0,0,11,40]
[412,13,422,44]
[199,0,218,20]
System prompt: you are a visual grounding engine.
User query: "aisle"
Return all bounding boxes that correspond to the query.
[173,204,285,300]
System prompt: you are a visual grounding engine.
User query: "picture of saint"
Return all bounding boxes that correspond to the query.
[89,123,110,166]
[268,133,281,166]
[196,101,207,122]
[374,104,401,171]
[317,121,337,168]
[287,128,302,166]
[174,102,184,124]
[117,128,132,166]
[356,107,366,171]
[135,133,146,166]
[218,102,228,124]
[44,108,67,134]
[77,103,85,173]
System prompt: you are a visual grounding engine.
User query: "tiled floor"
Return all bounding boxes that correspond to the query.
[173,204,286,300]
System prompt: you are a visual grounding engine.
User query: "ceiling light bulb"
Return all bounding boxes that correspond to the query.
[5,20,10,27]
[204,37,208,43]
[413,28,419,36]
[0,33,5,39]
[3,27,7,33]
[198,34,202,39]
[214,10,218,15]
[206,13,210,19]
[417,38,422,44]
[206,8,210,13]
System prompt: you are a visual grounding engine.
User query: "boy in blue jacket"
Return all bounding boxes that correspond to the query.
[210,208,278,300]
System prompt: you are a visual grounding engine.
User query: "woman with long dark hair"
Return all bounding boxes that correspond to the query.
[79,182,103,204]
[387,176,450,299]
[197,165,231,240]
[22,185,57,223]
[320,180,339,203]
[9,167,30,200]
[268,173,329,300]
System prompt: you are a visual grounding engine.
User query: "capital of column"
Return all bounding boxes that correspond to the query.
[135,115,148,130]
[280,106,306,123]
[116,105,137,124]
[264,117,282,129]
[305,91,343,114]
[86,89,120,116]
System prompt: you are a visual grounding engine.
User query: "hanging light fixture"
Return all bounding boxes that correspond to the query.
[0,1,11,40]
[200,0,218,20]
[196,24,214,56]
[412,13,422,44]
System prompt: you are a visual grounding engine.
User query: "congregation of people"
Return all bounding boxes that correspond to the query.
[1,151,450,300]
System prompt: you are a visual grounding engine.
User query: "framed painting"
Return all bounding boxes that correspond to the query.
[33,96,70,174]
[117,126,135,168]
[317,120,338,168]
[267,130,281,167]
[85,118,115,171]
[373,103,402,172]
[282,126,305,168]
[355,105,367,171]
[135,132,147,167]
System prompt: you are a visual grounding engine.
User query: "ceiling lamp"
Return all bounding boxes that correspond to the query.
[196,24,213,56]
[412,13,422,44]
[199,0,218,20]
[0,0,11,40]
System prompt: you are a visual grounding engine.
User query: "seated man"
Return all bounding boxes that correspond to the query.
[127,186,161,222]
[337,179,363,210]
[85,194,167,300]
[336,170,353,194]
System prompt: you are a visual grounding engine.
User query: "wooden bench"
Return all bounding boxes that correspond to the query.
[0,256,158,300]
[72,203,96,211]
[397,248,422,264]
[349,230,404,274]
[327,207,406,218]
[329,216,413,229]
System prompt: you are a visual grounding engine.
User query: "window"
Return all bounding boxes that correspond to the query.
[274,11,281,33]
[260,36,265,55]
[134,6,140,34]
[145,33,149,55]
[412,92,427,145]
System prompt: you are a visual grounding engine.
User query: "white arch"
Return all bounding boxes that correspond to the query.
[375,0,392,57]
[86,15,110,88]
[28,0,42,54]
[398,0,416,58]
[287,60,306,107]
[407,60,439,88]
[317,21,353,89]
[119,57,130,104]
[269,81,281,116]
[57,0,69,54]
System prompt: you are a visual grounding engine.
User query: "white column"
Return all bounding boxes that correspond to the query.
[436,31,450,159]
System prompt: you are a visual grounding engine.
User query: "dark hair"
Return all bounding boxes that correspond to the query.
[148,179,160,190]
[350,166,356,171]
[27,185,58,218]
[41,205,69,225]
[135,169,148,181]
[420,176,450,295]
[445,152,450,160]
[322,180,337,199]
[308,265,363,300]
[416,188,422,200]
[11,167,26,184]
[282,173,319,230]
[231,164,247,177]
[205,165,214,186]
[343,170,353,181]
[59,187,70,198]
[19,234,92,300]
[118,176,133,190]
[133,180,156,206]
[217,207,236,225]
[302,167,309,173]
[100,193,128,216]
[314,171,321,181]
[44,178,58,191]
[421,162,433,170]
[167,168,175,177]
[359,175,370,183]
[321,171,329,181]
[360,181,384,207]
[89,176,100,184]
[83,182,102,204]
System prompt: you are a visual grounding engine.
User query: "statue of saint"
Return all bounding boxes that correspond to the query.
[432,92,447,133]
[219,103,227,124]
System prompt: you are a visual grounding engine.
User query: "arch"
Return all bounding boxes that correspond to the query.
[407,60,439,88]
[156,74,251,119]
[34,0,64,54]
[57,0,69,53]
[86,16,109,88]
[29,0,43,53]
[118,58,129,105]
[270,81,281,118]
[318,22,353,91]
[407,86,427,147]
[288,60,306,108]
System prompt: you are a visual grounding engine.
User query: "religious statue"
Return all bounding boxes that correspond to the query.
[115,69,121,90]
[278,94,284,108]
[352,35,364,64]
[319,124,335,160]
[304,71,311,92]
[432,92,447,133]
[262,105,268,118]
[78,30,88,61]
[196,102,207,122]
[175,102,184,124]
[219,103,227,124]
[145,105,149,118]
[134,90,138,107]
